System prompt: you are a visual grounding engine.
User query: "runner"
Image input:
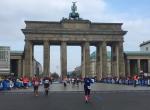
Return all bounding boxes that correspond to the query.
[43,76,51,96]
[84,76,92,103]
[32,75,40,96]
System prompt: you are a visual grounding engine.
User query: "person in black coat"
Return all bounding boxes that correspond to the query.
[84,77,92,103]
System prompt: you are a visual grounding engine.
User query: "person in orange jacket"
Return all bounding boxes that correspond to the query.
[23,76,29,89]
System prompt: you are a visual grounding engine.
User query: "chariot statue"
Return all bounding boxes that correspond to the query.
[69,2,80,20]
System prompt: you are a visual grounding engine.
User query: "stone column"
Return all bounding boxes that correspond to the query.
[118,42,125,77]
[17,59,22,77]
[148,60,150,73]
[32,60,36,75]
[127,59,130,76]
[61,41,67,78]
[137,59,141,73]
[32,45,35,75]
[116,45,119,77]
[24,40,33,77]
[102,41,107,78]
[84,42,91,77]
[43,41,50,76]
[81,42,91,77]
[111,44,117,77]
[81,45,85,78]
[96,43,102,80]
[22,60,25,77]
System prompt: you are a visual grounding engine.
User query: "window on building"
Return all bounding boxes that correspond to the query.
[146,47,149,51]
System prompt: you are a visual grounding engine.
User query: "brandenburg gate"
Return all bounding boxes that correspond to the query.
[22,3,127,80]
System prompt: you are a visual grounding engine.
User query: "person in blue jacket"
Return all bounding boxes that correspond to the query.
[84,76,92,103]
[2,77,10,90]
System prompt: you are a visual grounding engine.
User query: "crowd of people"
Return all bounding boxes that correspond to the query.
[100,73,150,87]
[0,75,85,91]
[0,75,47,91]
[0,75,30,90]
[62,77,84,86]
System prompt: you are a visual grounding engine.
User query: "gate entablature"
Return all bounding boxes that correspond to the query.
[23,19,125,32]
[22,19,126,44]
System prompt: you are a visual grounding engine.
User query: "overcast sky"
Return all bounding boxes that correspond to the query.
[0,0,150,74]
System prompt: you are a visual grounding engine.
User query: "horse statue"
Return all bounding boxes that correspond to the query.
[69,2,80,20]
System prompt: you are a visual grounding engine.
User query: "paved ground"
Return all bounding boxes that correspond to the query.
[0,91,150,110]
[1,83,150,110]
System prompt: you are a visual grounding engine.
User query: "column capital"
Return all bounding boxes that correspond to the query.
[127,59,130,62]
[61,41,67,44]
[25,40,32,43]
[96,42,102,46]
[43,40,49,44]
[118,41,124,47]
[102,41,107,46]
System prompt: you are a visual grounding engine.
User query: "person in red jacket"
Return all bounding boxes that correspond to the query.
[23,76,29,89]
[133,74,138,87]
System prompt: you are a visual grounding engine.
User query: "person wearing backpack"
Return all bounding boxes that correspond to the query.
[84,76,92,103]
[43,76,51,96]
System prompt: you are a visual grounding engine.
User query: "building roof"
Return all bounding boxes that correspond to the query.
[124,51,150,56]
[140,40,150,47]
[11,51,23,53]
[10,51,23,56]
[0,46,10,48]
